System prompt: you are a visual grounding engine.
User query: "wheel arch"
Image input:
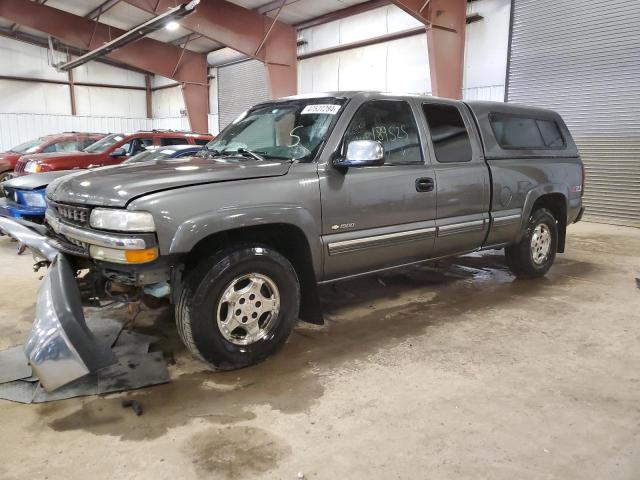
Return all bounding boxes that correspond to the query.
[176,222,324,325]
[520,185,568,253]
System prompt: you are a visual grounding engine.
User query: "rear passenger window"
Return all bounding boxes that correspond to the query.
[490,114,565,149]
[343,100,422,165]
[161,137,189,146]
[194,139,210,146]
[422,103,472,163]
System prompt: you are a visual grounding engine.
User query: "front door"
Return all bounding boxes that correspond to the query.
[320,99,437,281]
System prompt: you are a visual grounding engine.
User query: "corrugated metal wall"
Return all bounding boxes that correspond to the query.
[507,0,640,227]
[218,60,270,130]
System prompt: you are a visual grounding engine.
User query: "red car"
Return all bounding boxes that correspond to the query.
[14,130,213,175]
[0,132,105,182]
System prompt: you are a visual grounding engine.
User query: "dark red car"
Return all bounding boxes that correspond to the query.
[14,130,213,175]
[0,132,105,182]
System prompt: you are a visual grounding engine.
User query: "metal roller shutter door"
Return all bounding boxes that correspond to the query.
[506,0,640,227]
[217,60,270,131]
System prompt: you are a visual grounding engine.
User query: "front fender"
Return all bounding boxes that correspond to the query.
[169,203,323,278]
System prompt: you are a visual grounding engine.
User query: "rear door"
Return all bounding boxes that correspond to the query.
[320,98,437,280]
[420,101,490,256]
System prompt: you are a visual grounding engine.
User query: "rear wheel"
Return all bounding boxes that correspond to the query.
[505,208,558,279]
[176,244,300,370]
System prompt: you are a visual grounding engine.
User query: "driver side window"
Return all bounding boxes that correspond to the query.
[343,100,423,166]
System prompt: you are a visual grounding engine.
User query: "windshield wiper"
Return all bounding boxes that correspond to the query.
[236,148,266,162]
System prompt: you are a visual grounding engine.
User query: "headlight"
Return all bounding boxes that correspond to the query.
[24,161,43,173]
[90,208,155,232]
[21,191,47,208]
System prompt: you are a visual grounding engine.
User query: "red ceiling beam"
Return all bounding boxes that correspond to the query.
[0,0,209,132]
[122,0,297,99]
[390,0,466,99]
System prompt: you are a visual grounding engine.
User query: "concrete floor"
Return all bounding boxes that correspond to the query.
[0,222,639,480]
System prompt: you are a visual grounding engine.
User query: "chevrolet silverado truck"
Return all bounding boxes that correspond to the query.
[0,92,584,391]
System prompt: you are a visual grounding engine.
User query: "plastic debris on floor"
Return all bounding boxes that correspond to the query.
[0,314,170,404]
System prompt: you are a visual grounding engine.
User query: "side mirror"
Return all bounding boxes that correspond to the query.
[334,140,385,169]
[110,148,127,158]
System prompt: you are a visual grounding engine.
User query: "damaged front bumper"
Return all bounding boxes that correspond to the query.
[0,217,116,391]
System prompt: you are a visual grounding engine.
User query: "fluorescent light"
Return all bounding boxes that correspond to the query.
[166,21,180,31]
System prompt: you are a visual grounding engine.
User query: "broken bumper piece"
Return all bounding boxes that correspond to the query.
[0,216,117,391]
[25,254,117,391]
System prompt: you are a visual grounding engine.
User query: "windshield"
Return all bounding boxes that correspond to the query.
[123,148,176,164]
[84,133,125,153]
[10,138,45,154]
[205,99,346,162]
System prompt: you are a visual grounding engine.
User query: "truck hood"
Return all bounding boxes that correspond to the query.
[21,151,100,164]
[47,156,293,207]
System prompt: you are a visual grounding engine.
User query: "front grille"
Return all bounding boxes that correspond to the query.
[14,159,26,174]
[52,202,91,226]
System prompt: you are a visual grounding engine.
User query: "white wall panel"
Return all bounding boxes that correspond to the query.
[73,61,146,87]
[75,86,146,117]
[298,5,422,54]
[0,37,67,82]
[0,113,153,151]
[298,35,430,95]
[463,85,506,101]
[464,0,511,90]
[0,80,71,115]
[152,86,185,118]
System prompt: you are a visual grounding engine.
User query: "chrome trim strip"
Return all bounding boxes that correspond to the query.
[328,227,436,256]
[437,219,485,237]
[492,213,521,225]
[46,211,147,250]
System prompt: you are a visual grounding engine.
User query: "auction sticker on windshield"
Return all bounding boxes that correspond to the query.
[301,105,341,115]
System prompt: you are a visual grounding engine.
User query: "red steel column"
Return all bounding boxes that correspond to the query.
[122,0,298,99]
[391,0,466,99]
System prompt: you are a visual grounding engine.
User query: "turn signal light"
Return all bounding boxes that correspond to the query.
[125,248,159,264]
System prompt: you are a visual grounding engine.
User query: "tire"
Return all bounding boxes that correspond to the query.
[0,171,12,197]
[176,244,300,370]
[505,208,558,279]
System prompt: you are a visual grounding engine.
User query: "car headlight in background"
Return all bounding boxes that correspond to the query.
[89,208,155,232]
[21,191,47,208]
[24,161,43,173]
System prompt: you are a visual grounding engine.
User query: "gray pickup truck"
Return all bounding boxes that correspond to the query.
[0,92,584,391]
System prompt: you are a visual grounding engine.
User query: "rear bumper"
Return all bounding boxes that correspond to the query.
[0,197,46,220]
[0,216,117,391]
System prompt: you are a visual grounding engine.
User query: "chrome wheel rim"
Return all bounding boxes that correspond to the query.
[216,273,280,346]
[531,224,552,265]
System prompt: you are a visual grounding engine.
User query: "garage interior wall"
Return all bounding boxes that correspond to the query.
[506,0,640,227]
[297,0,511,101]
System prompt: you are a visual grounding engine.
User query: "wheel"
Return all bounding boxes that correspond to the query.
[0,171,12,197]
[176,244,300,370]
[505,208,558,279]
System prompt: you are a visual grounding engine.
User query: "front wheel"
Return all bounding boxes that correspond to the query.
[176,245,300,370]
[505,208,558,279]
[0,171,13,197]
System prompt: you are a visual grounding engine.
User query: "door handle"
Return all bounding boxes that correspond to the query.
[415,177,435,192]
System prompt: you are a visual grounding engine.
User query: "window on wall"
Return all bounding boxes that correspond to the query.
[343,100,422,166]
[422,103,472,163]
[489,114,566,149]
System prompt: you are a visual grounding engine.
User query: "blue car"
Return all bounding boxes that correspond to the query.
[0,145,203,223]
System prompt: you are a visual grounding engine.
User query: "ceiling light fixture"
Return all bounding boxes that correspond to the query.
[166,21,180,31]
